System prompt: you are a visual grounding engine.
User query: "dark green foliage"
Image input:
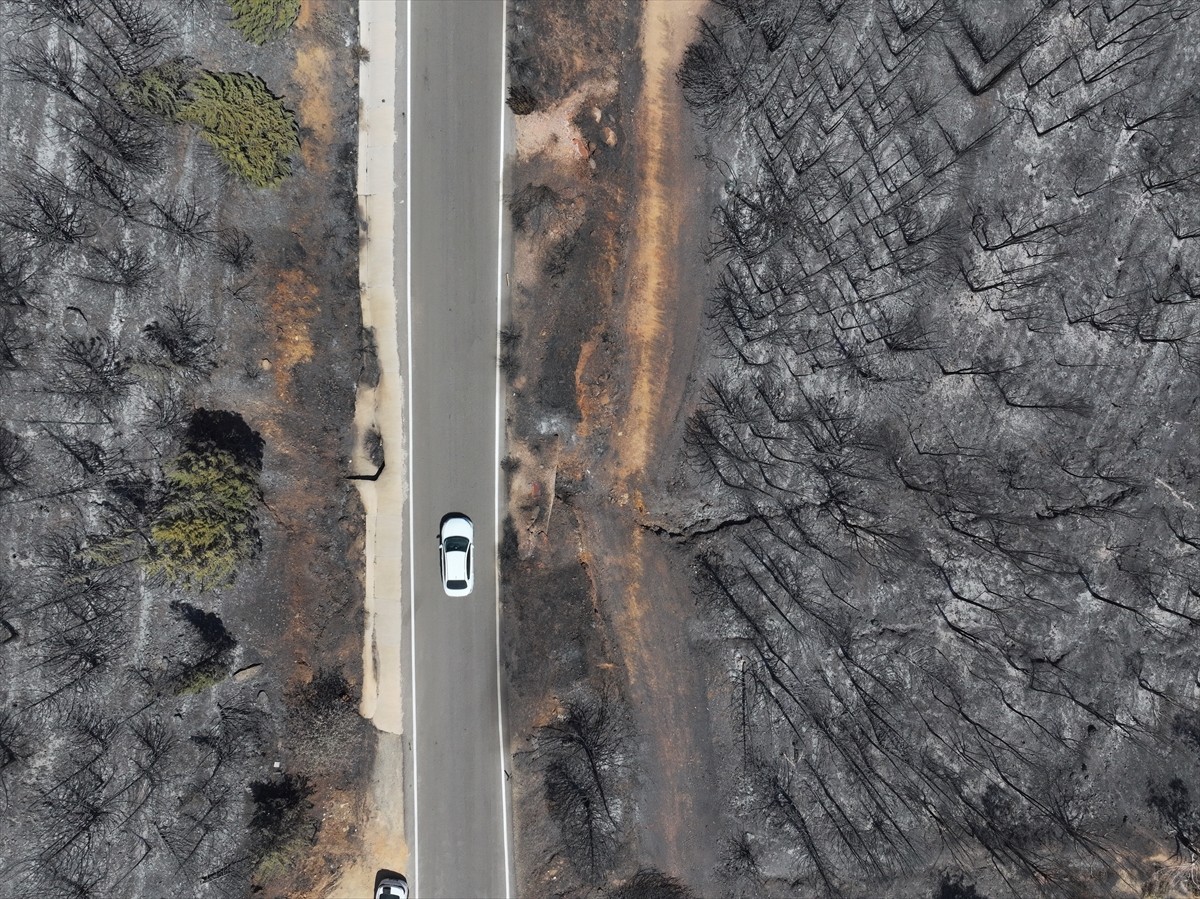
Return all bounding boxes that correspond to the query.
[123,62,299,188]
[176,72,299,187]
[146,448,260,589]
[144,410,263,590]
[225,0,301,46]
[119,57,196,119]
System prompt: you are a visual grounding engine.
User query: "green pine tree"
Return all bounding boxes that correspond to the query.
[176,72,300,188]
[145,445,261,590]
[225,0,301,46]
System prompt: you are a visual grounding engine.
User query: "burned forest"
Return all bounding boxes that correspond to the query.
[673,0,1200,896]
[0,1,367,897]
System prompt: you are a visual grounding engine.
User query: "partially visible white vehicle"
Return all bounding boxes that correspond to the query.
[438,513,474,596]
[375,875,408,899]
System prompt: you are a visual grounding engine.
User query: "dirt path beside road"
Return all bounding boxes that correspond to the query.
[536,0,723,886]
[615,0,707,483]
[596,0,724,884]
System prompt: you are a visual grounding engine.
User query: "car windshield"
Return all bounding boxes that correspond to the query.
[444,536,470,553]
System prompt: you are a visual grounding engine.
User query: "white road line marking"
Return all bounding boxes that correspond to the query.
[495,0,514,896]
[405,0,419,893]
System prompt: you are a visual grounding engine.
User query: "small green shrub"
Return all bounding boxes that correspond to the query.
[172,658,229,695]
[253,833,308,881]
[176,72,299,188]
[80,531,140,568]
[226,0,301,45]
[249,772,315,882]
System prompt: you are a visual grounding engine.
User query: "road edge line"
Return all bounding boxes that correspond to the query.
[494,0,514,896]
[406,0,420,893]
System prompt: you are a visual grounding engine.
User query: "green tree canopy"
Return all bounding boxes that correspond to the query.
[145,414,263,591]
[226,0,301,45]
[176,72,299,188]
[118,57,196,119]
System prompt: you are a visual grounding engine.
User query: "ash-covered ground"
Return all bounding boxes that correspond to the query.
[502,1,1200,898]
[0,2,371,897]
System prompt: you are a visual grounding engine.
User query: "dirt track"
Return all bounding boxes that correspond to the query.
[587,0,726,885]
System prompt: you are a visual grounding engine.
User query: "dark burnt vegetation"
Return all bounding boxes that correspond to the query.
[680,0,1200,896]
[536,682,633,883]
[0,1,359,896]
[285,667,369,785]
[508,182,565,235]
[168,599,238,694]
[611,868,698,899]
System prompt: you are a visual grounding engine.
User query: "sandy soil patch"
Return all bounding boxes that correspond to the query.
[294,41,336,174]
[586,0,719,884]
[266,267,318,399]
[516,77,618,167]
[614,0,705,482]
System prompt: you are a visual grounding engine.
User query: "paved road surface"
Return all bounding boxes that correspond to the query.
[402,2,510,897]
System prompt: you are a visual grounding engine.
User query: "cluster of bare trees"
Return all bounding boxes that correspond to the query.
[0,0,256,416]
[535,682,632,883]
[680,1,1200,895]
[0,526,273,896]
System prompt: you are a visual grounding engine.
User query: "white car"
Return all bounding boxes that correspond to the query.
[438,513,474,596]
[375,875,408,899]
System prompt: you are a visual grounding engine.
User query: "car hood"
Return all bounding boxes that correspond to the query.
[441,516,472,541]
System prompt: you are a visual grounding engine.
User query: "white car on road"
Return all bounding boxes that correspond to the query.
[439,513,474,596]
[375,875,408,899]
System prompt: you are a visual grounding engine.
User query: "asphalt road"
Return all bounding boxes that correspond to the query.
[402,2,510,897]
